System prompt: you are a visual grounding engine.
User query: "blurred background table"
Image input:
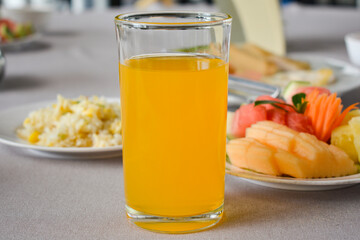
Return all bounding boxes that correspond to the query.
[0,2,360,240]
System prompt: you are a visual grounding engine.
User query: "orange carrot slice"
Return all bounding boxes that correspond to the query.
[305,92,358,142]
[314,94,328,135]
[321,97,340,140]
[321,100,341,141]
[334,103,359,127]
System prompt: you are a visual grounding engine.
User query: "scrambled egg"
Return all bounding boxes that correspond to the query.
[17,95,122,147]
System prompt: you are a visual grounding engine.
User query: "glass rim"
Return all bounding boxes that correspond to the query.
[114,11,232,28]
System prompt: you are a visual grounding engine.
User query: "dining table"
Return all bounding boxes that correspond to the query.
[1,3,360,240]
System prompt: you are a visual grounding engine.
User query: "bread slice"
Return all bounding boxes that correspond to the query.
[241,43,311,71]
[229,44,278,77]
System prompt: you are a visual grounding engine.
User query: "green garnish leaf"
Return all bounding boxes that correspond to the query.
[254,100,296,112]
[254,93,308,114]
[270,103,290,112]
[292,93,308,114]
[292,93,306,107]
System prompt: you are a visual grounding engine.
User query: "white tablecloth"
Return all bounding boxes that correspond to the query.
[1,4,360,240]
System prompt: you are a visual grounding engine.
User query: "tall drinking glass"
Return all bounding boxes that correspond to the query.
[115,12,232,233]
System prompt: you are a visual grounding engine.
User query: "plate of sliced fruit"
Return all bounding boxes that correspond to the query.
[226,85,360,191]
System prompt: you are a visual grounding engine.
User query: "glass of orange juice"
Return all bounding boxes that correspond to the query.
[115,12,232,233]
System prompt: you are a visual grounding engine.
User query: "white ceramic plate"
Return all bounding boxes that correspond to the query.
[0,98,122,159]
[290,55,360,95]
[0,33,41,50]
[226,162,360,191]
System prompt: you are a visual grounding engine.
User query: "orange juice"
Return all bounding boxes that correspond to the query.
[120,54,228,217]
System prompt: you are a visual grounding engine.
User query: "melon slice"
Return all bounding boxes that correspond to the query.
[227,138,280,176]
[293,133,320,161]
[247,120,297,152]
[293,133,334,175]
[227,138,319,178]
[227,121,358,178]
[274,149,311,178]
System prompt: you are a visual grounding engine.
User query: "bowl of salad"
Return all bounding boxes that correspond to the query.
[0,18,34,44]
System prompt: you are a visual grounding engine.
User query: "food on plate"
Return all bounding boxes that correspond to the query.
[334,112,360,163]
[282,82,331,104]
[229,43,336,89]
[0,18,34,43]
[282,81,311,102]
[230,89,358,143]
[229,44,278,79]
[349,117,360,163]
[230,94,313,138]
[226,111,235,137]
[240,43,311,71]
[304,90,358,142]
[227,121,357,178]
[17,95,122,147]
[341,109,360,126]
[227,88,360,178]
[227,137,281,176]
[230,102,267,138]
[229,43,311,78]
[229,43,310,80]
[331,125,358,162]
[264,68,335,87]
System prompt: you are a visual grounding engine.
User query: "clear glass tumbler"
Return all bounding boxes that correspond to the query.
[115,11,232,233]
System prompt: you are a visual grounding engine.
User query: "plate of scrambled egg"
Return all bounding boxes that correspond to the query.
[0,95,122,158]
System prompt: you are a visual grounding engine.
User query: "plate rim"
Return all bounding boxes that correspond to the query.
[226,162,360,186]
[0,97,122,154]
